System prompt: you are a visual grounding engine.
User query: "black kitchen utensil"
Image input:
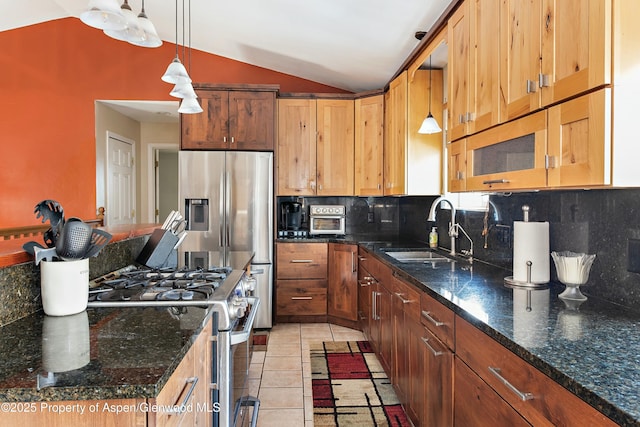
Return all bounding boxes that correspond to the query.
[34,200,65,247]
[56,219,92,260]
[22,241,45,256]
[34,246,58,265]
[83,228,113,258]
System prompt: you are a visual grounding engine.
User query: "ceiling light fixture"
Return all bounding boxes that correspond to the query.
[418,55,442,134]
[161,0,191,85]
[103,0,144,45]
[79,0,126,31]
[136,0,162,47]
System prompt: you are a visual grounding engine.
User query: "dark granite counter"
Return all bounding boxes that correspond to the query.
[356,240,640,427]
[0,305,209,402]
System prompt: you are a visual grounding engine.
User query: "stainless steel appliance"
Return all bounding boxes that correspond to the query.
[179,151,273,329]
[87,265,260,427]
[278,201,308,238]
[309,204,346,236]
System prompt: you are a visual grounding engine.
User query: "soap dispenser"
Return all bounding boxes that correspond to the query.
[429,227,438,248]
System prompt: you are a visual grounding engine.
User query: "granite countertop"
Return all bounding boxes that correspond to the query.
[0,305,210,402]
[355,239,640,427]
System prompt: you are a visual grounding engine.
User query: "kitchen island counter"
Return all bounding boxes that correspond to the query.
[0,305,210,402]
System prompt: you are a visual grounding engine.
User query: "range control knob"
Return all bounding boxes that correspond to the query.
[243,275,257,293]
[228,295,249,320]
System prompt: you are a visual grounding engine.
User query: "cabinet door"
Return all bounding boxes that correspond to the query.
[455,358,531,427]
[357,264,373,341]
[468,0,501,135]
[181,90,229,150]
[466,110,547,191]
[355,95,384,196]
[194,318,212,427]
[500,0,542,121]
[447,139,466,192]
[540,0,611,107]
[448,0,471,141]
[316,99,355,195]
[154,341,197,427]
[547,89,610,188]
[376,268,393,374]
[277,99,317,195]
[229,91,275,150]
[327,243,358,321]
[384,71,407,195]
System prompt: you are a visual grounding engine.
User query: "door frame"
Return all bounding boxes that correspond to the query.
[105,131,136,226]
[146,142,179,223]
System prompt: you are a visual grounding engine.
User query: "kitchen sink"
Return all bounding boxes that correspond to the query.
[383,250,452,263]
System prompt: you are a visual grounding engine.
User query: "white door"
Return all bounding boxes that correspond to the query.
[106,134,136,226]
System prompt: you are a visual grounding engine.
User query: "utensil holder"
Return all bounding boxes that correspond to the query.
[40,258,89,316]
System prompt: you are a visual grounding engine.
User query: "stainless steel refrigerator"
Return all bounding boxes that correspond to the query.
[178,151,273,328]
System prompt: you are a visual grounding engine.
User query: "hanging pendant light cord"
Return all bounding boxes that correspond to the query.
[428,56,433,114]
[174,0,178,57]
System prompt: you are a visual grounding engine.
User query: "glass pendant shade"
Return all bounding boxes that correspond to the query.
[178,97,203,114]
[137,11,162,48]
[170,82,197,99]
[104,1,144,44]
[162,56,192,84]
[80,0,126,31]
[418,113,442,134]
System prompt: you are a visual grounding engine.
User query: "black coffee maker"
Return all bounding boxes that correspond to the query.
[280,201,303,230]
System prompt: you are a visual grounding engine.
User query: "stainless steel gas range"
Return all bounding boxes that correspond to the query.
[87,264,260,427]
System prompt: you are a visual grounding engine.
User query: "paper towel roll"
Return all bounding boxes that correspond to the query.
[513,221,550,283]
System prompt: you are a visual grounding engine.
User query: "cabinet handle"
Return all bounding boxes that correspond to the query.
[458,114,466,124]
[456,171,464,180]
[291,296,313,300]
[352,251,356,273]
[223,136,227,143]
[526,80,537,93]
[290,259,313,263]
[168,377,199,414]
[231,136,235,144]
[465,112,474,123]
[358,256,367,261]
[538,73,550,88]
[395,292,412,304]
[377,184,381,190]
[488,367,534,401]
[545,154,557,169]
[358,280,372,287]
[482,179,510,185]
[421,310,444,327]
[372,291,380,320]
[420,337,444,356]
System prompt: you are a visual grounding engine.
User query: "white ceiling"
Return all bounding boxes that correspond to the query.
[5,0,454,122]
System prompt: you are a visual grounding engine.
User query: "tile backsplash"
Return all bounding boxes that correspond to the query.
[286,188,640,310]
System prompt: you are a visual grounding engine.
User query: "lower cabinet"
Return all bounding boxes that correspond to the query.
[327,243,358,322]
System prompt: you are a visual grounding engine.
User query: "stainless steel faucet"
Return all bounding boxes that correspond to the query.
[427,196,473,261]
[427,196,457,256]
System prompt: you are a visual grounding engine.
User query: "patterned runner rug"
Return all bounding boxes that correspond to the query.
[310,341,412,426]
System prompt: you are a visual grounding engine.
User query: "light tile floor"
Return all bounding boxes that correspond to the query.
[249,323,366,427]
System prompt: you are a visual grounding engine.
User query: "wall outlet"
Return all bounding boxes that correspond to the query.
[495,224,511,246]
[367,212,374,223]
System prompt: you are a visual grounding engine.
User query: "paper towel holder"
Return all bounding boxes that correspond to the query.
[505,261,549,289]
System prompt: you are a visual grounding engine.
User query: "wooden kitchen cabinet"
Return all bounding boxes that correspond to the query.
[369,261,393,375]
[354,94,384,196]
[500,0,610,122]
[384,72,407,196]
[327,243,358,322]
[464,110,547,192]
[181,85,277,151]
[447,139,466,192]
[276,98,355,196]
[357,249,374,341]
[448,0,500,141]
[275,242,328,321]
[456,316,619,427]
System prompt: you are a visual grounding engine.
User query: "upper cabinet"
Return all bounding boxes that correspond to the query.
[355,94,385,196]
[181,84,277,151]
[277,97,355,196]
[500,0,611,122]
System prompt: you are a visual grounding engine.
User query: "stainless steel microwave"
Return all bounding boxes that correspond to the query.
[309,205,346,235]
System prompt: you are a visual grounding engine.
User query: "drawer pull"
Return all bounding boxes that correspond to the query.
[421,310,444,327]
[290,259,313,263]
[358,256,367,261]
[395,292,412,304]
[482,179,510,185]
[488,367,534,401]
[168,376,199,414]
[420,337,443,356]
[291,296,313,300]
[358,280,372,287]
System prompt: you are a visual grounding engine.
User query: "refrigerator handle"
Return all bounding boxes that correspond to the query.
[226,170,231,247]
[219,169,225,248]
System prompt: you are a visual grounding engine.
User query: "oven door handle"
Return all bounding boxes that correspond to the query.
[230,297,260,346]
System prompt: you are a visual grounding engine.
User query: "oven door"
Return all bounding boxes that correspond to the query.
[230,297,260,427]
[309,215,345,235]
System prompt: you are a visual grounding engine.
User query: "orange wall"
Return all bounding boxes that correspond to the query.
[0,18,347,228]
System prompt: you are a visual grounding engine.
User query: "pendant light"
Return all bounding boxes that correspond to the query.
[177,0,202,115]
[137,1,162,48]
[80,0,126,31]
[103,0,144,45]
[161,0,191,85]
[418,55,442,134]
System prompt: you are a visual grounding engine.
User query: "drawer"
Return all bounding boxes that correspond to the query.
[357,247,379,278]
[420,292,455,350]
[277,243,328,279]
[456,317,618,427]
[391,275,421,323]
[276,279,327,315]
